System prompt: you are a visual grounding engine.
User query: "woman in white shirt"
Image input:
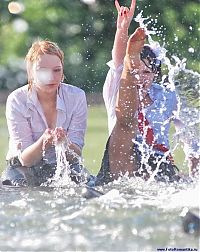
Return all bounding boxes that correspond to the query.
[2,40,88,186]
[96,0,199,185]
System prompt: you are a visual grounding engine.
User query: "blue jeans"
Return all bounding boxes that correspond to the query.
[1,157,91,186]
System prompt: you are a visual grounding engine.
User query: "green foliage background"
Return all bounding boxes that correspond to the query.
[0,0,199,93]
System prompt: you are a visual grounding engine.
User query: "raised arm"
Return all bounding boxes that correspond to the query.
[109,27,146,178]
[116,27,146,125]
[112,0,136,68]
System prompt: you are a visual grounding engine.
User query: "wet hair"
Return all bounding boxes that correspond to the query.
[25,40,64,90]
[140,45,162,83]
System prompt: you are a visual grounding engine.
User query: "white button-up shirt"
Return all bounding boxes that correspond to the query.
[6,83,87,164]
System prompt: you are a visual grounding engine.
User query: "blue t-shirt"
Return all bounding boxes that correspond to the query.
[140,82,178,150]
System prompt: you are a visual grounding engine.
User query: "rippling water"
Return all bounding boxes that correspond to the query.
[0,178,199,251]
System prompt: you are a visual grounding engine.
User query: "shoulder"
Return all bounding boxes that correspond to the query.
[6,85,30,117]
[7,85,29,104]
[150,83,178,116]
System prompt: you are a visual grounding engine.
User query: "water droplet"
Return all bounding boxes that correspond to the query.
[188,48,194,53]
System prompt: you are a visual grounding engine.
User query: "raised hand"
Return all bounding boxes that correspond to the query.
[124,27,146,71]
[115,0,136,30]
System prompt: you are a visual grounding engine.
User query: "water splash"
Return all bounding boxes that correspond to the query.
[134,11,200,178]
[134,11,150,30]
[52,142,72,186]
[50,138,89,187]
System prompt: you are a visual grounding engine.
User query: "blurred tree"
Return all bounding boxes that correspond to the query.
[0,0,199,92]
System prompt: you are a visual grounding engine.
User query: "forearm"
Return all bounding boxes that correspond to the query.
[112,28,129,68]
[66,142,82,164]
[115,27,146,127]
[116,69,139,127]
[112,0,136,68]
[20,137,44,167]
[61,143,81,164]
[20,135,82,167]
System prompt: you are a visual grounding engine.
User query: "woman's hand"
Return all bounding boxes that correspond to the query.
[53,127,67,144]
[42,128,54,150]
[42,127,69,150]
[53,127,82,162]
[115,0,136,30]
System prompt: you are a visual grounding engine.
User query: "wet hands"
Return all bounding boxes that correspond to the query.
[53,127,67,144]
[115,0,136,30]
[42,127,68,150]
[42,129,54,150]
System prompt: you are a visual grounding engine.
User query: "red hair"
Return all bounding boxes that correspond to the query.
[25,40,64,90]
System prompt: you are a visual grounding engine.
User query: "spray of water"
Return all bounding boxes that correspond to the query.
[48,137,89,187]
[134,12,200,179]
[53,142,72,186]
[41,137,73,187]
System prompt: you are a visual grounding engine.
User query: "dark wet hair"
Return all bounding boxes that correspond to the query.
[140,45,162,82]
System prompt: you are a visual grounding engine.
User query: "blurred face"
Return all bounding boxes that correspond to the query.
[32,54,63,90]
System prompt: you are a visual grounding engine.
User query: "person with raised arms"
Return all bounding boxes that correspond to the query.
[98,0,199,184]
[93,27,146,185]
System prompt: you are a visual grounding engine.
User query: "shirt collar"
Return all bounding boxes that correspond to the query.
[26,85,66,111]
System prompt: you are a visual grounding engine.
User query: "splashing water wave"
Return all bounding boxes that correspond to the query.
[134,11,200,176]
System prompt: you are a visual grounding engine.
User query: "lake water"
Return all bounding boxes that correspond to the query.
[0,177,199,251]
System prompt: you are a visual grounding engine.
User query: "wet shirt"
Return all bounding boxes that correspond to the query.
[6,83,87,163]
[103,60,178,152]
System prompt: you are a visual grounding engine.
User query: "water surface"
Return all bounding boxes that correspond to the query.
[0,178,199,251]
